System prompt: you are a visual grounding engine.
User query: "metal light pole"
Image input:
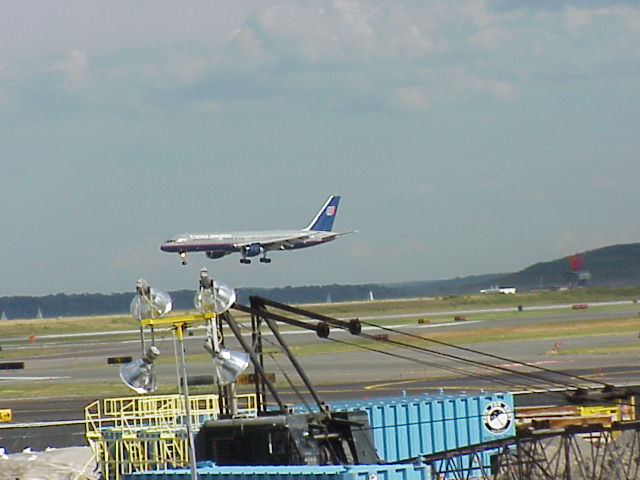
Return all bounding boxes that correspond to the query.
[123,273,245,480]
[137,312,213,480]
[175,321,198,480]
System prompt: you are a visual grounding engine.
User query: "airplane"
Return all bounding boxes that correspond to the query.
[160,195,354,265]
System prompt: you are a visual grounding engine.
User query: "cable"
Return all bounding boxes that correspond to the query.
[327,337,538,392]
[346,322,638,409]
[266,351,313,412]
[352,328,584,390]
[237,319,324,410]
[360,319,610,387]
[234,303,637,409]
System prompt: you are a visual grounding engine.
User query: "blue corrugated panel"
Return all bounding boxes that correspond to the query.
[124,462,430,480]
[328,391,514,463]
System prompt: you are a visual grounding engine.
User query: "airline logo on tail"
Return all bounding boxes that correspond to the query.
[305,195,341,232]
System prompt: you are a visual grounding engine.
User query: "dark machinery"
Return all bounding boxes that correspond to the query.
[194,296,379,466]
[196,410,378,466]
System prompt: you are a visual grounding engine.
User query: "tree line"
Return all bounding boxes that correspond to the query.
[0,274,505,320]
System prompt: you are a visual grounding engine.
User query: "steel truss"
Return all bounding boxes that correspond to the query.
[228,296,640,479]
[421,421,640,480]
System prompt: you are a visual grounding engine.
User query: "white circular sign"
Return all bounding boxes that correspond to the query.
[483,401,513,434]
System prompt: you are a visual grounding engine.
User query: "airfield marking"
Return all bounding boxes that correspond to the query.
[0,376,71,381]
[582,368,640,378]
[496,360,568,368]
[0,320,482,350]
[355,300,634,321]
[364,378,435,390]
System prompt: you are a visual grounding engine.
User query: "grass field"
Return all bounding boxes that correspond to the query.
[1,285,639,339]
[1,286,639,399]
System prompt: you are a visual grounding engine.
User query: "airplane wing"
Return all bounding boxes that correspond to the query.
[296,230,358,244]
[233,233,313,250]
[321,230,357,238]
[233,231,357,252]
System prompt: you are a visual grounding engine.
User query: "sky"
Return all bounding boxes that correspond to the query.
[1,0,639,297]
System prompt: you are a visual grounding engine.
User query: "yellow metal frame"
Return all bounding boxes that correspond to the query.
[139,312,214,329]
[85,393,258,480]
[85,312,251,480]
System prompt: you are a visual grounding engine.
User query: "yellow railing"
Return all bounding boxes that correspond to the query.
[85,393,257,480]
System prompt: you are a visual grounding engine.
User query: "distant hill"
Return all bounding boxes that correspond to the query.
[485,243,640,291]
[1,243,639,319]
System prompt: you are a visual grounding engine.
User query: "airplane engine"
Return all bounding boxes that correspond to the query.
[206,251,228,259]
[244,243,261,257]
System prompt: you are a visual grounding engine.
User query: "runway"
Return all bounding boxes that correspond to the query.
[1,300,639,452]
[1,302,639,423]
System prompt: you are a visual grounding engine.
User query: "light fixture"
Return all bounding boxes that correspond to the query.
[194,268,236,314]
[203,339,250,386]
[119,345,160,394]
[195,268,248,385]
[123,278,200,479]
[130,278,173,320]
[121,273,240,479]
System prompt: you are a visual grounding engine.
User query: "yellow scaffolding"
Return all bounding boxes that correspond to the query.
[85,393,257,480]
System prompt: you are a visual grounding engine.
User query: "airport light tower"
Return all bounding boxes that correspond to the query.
[119,272,247,480]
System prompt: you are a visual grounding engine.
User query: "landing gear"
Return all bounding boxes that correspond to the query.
[240,258,251,264]
[179,252,187,265]
[259,257,271,263]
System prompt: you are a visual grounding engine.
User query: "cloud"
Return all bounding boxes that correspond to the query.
[393,86,431,111]
[447,66,519,99]
[3,0,639,117]
[193,99,223,114]
[565,5,640,35]
[414,66,518,103]
[493,0,638,11]
[244,2,379,65]
[238,1,449,67]
[49,49,90,92]
[590,176,621,191]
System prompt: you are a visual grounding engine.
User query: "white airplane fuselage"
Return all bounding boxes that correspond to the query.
[162,229,336,253]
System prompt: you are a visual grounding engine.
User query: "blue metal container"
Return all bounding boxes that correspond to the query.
[124,462,430,480]
[125,392,512,480]
[327,391,514,463]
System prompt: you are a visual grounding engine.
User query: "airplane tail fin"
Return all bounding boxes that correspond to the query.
[304,195,341,231]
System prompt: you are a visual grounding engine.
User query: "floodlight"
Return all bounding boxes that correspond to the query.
[199,267,214,289]
[125,278,198,479]
[119,345,160,394]
[204,339,250,386]
[130,278,173,320]
[194,269,236,314]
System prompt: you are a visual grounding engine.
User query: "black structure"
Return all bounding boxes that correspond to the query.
[193,295,640,477]
[196,410,379,466]
[420,421,640,479]
[194,296,377,466]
